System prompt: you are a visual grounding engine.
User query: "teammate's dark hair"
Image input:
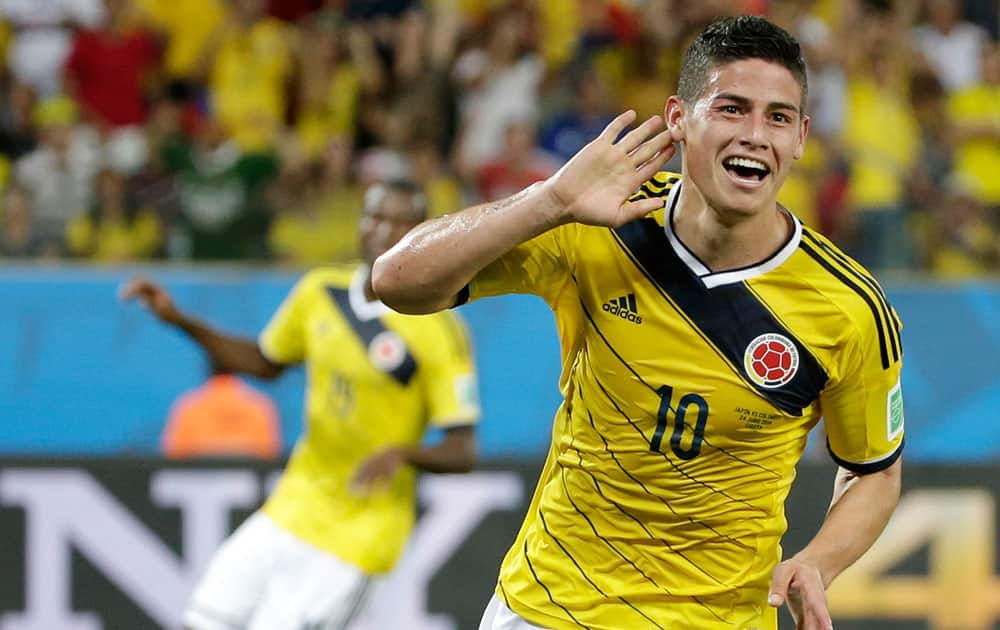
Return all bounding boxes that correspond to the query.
[678,16,808,113]
[363,179,428,222]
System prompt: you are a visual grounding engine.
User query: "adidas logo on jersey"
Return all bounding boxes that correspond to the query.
[602,293,642,324]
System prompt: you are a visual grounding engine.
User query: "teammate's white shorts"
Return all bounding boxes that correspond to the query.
[479,593,549,630]
[183,511,375,630]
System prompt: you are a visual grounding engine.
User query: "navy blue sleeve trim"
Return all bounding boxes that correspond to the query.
[827,437,904,474]
[452,285,470,307]
[442,423,477,432]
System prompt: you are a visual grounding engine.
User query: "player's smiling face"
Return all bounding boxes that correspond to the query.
[668,58,809,217]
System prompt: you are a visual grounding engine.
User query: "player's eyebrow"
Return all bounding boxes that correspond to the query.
[714,92,800,115]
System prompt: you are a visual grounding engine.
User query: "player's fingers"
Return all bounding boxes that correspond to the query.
[619,197,665,223]
[628,126,674,166]
[615,116,664,154]
[799,586,833,630]
[632,145,676,187]
[118,279,150,301]
[768,564,794,607]
[598,110,637,143]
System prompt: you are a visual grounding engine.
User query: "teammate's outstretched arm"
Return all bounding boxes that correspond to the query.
[372,110,681,314]
[120,277,287,380]
[769,458,902,630]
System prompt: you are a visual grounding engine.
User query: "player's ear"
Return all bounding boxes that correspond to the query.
[793,114,810,160]
[665,96,686,142]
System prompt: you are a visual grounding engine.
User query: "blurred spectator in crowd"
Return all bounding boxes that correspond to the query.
[907,68,955,265]
[407,135,464,218]
[63,0,161,132]
[133,0,224,87]
[840,5,919,271]
[162,113,278,260]
[948,41,1000,209]
[770,0,846,139]
[13,97,102,254]
[266,0,319,23]
[454,6,544,176]
[476,117,558,202]
[540,69,616,164]
[0,0,990,275]
[912,0,990,93]
[343,0,420,21]
[205,0,294,151]
[268,134,363,265]
[127,99,181,235]
[293,12,367,160]
[0,0,104,97]
[0,79,38,164]
[162,362,282,460]
[927,175,999,277]
[65,167,161,262]
[0,183,47,257]
[349,4,462,183]
[963,0,999,40]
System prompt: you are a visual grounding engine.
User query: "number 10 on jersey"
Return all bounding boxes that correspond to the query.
[650,385,709,460]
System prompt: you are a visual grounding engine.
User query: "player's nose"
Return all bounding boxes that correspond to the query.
[739,112,770,150]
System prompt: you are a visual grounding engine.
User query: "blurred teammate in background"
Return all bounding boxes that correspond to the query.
[374,16,902,630]
[121,179,480,630]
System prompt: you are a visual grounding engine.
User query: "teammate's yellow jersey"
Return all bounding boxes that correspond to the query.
[259,266,480,574]
[464,173,904,629]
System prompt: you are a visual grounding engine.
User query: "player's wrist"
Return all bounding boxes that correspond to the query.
[789,551,833,589]
[536,179,576,228]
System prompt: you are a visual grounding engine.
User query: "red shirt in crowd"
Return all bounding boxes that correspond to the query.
[64,27,159,128]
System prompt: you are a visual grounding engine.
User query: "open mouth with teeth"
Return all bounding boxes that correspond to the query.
[723,156,771,183]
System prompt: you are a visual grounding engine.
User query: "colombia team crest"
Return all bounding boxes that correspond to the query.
[368,330,407,372]
[744,333,799,388]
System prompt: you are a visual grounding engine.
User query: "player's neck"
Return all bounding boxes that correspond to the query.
[673,191,792,273]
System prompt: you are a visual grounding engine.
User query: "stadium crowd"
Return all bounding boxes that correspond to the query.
[0,0,997,275]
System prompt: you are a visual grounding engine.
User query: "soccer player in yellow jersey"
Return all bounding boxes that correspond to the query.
[121,180,480,630]
[374,16,903,630]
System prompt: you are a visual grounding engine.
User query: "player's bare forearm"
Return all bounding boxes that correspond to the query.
[402,425,478,473]
[121,277,288,380]
[768,458,901,629]
[372,183,566,314]
[171,313,286,380]
[373,111,678,314]
[794,457,902,587]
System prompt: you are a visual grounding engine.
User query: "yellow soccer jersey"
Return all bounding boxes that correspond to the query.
[465,173,904,629]
[259,266,480,574]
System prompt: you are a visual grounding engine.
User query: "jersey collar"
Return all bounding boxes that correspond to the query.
[349,267,392,321]
[662,179,802,289]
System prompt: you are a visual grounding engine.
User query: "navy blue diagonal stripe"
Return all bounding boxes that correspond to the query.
[801,229,900,362]
[612,219,828,416]
[327,288,417,385]
[798,241,892,369]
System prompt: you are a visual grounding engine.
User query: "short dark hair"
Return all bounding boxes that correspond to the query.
[363,179,428,222]
[678,16,808,113]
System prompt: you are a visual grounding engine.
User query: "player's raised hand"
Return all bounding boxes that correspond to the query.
[119,277,182,325]
[350,447,406,495]
[544,110,680,228]
[768,558,834,630]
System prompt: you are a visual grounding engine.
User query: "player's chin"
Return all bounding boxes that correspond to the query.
[718,187,773,216]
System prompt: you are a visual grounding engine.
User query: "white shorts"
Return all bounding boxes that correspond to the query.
[183,512,375,630]
[479,593,549,630]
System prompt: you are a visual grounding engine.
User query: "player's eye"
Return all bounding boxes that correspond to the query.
[720,105,741,114]
[771,112,791,123]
